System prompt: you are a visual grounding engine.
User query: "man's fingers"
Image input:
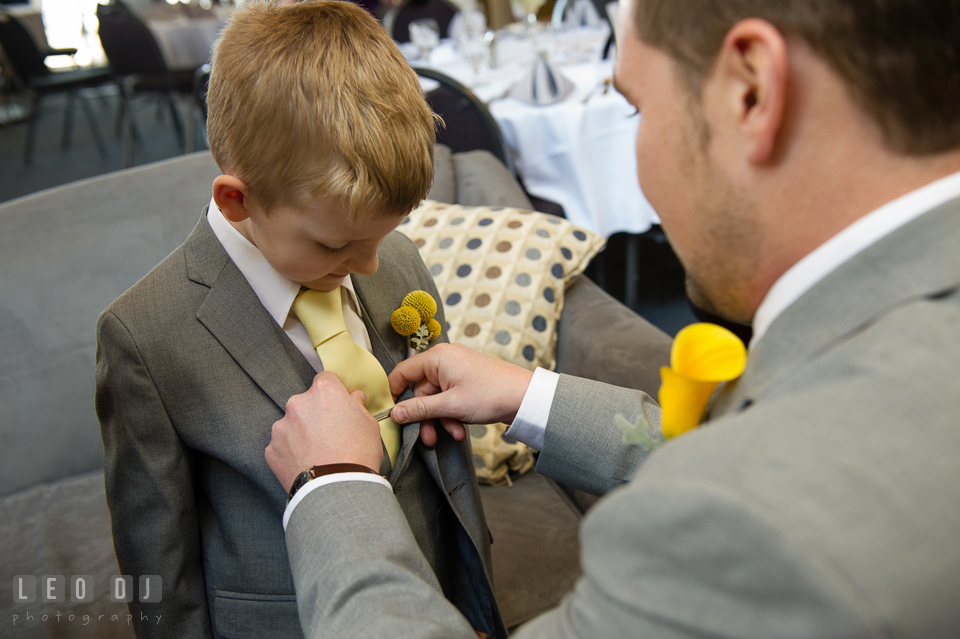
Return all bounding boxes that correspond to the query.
[392,389,459,424]
[388,350,437,397]
[314,370,343,388]
[417,418,464,447]
[419,421,438,447]
[440,417,466,442]
[350,389,367,408]
[413,378,441,398]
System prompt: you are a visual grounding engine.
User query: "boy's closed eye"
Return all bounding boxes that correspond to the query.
[319,243,348,255]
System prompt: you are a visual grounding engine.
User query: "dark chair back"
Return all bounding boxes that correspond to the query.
[193,62,210,119]
[414,67,514,175]
[0,12,48,83]
[96,1,169,78]
[392,0,457,43]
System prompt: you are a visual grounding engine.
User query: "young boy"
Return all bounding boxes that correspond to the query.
[95,3,502,638]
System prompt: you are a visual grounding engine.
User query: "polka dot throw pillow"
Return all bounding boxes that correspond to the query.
[397,201,606,485]
[398,200,605,373]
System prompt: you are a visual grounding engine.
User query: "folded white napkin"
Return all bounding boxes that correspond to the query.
[605,1,618,31]
[509,54,575,105]
[565,0,604,28]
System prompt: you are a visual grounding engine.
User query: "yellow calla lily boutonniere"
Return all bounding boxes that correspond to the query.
[658,323,747,439]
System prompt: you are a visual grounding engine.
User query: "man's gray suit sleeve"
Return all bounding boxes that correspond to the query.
[535,374,661,496]
[96,310,213,638]
[286,471,869,639]
[285,481,478,639]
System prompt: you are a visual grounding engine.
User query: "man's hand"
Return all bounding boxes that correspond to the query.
[387,343,534,447]
[265,372,384,493]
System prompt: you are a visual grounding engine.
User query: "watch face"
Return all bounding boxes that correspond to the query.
[289,470,312,499]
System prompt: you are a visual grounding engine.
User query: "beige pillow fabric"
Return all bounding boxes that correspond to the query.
[398,201,605,484]
[399,200,605,371]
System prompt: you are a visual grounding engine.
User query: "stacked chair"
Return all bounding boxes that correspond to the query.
[96,0,196,166]
[0,11,111,164]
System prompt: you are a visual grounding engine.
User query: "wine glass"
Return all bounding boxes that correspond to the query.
[510,0,547,34]
[409,18,440,63]
[456,10,488,80]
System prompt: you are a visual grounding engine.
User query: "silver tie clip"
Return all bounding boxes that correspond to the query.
[371,408,393,422]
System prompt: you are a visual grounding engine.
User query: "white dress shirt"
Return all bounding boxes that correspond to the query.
[506,170,960,449]
[207,198,373,367]
[206,200,393,522]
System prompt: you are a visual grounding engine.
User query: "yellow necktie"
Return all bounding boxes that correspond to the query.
[292,288,401,466]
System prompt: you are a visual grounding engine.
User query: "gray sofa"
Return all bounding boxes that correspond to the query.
[0,148,670,636]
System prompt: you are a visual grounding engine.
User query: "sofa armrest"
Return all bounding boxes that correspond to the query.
[556,276,671,398]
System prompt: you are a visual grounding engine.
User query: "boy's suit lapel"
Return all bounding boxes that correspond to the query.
[185,213,314,410]
[185,217,485,544]
[349,273,423,480]
[349,270,483,539]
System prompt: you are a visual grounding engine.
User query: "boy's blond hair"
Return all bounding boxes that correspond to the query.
[206,0,436,217]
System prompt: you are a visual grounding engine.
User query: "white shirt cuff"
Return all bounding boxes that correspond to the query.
[503,367,559,451]
[282,472,392,531]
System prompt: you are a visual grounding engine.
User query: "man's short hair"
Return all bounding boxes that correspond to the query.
[634,0,960,155]
[207,0,436,216]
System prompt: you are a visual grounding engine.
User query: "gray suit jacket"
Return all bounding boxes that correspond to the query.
[96,212,501,638]
[284,196,960,638]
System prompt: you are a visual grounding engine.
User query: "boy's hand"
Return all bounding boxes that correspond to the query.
[387,343,534,447]
[266,372,383,493]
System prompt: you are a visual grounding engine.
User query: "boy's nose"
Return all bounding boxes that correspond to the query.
[345,246,379,276]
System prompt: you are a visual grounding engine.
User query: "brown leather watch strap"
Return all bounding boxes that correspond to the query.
[288,463,381,501]
[308,463,380,479]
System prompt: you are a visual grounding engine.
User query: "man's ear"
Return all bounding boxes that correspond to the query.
[212,175,252,223]
[713,19,788,164]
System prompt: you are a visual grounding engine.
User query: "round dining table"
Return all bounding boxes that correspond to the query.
[407,25,661,239]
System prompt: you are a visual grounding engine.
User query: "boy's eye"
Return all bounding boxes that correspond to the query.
[320,243,347,255]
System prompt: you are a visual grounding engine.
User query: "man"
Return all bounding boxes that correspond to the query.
[265,0,960,636]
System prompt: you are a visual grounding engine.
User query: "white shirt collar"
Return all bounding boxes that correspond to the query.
[751,170,960,349]
[206,198,362,327]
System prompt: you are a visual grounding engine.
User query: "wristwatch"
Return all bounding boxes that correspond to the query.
[287,463,380,502]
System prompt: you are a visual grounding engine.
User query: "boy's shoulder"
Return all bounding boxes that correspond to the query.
[379,229,426,270]
[100,216,225,332]
[361,230,432,289]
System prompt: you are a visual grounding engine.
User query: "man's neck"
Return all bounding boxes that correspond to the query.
[748,164,960,346]
[746,142,960,318]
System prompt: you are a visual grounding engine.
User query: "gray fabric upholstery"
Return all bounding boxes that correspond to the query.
[0,471,134,637]
[558,276,670,393]
[0,151,223,497]
[477,474,582,629]
[452,150,533,209]
[427,144,456,204]
[428,147,533,210]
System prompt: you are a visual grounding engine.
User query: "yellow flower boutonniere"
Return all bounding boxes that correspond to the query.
[391,290,442,352]
[658,322,747,438]
[614,323,746,452]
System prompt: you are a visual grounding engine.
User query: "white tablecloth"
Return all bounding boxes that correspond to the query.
[413,29,660,237]
[148,16,225,71]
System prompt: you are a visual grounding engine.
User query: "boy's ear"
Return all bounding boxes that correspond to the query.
[212,175,253,223]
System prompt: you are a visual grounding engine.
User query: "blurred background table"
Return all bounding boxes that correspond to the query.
[147,13,224,71]
[142,3,230,72]
[406,26,660,238]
